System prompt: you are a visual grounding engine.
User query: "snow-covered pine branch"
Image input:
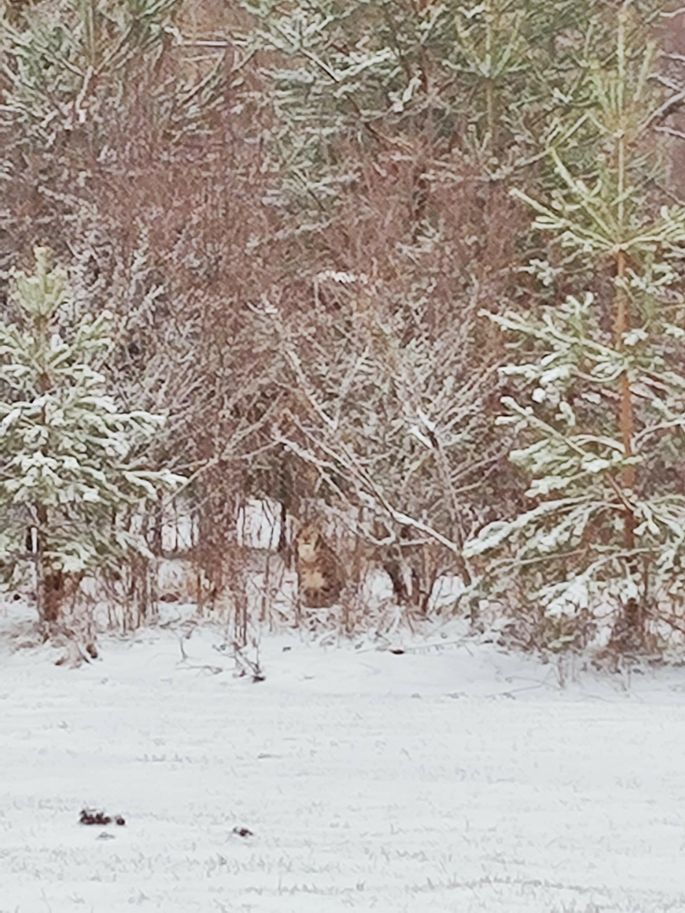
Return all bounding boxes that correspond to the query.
[465,5,685,647]
[0,247,183,629]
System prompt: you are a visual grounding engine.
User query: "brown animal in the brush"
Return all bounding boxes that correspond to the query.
[294,523,344,608]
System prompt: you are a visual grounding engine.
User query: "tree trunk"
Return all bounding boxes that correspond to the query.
[614,250,636,552]
[41,569,65,626]
[34,504,64,628]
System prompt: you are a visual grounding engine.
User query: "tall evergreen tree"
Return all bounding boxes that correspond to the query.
[465,2,685,648]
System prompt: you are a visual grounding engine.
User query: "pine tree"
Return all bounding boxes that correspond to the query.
[238,0,601,217]
[464,2,685,650]
[0,247,182,628]
[0,0,179,141]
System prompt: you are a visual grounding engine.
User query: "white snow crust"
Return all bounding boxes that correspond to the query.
[1,606,684,912]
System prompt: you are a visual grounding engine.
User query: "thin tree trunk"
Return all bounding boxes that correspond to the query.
[613,16,636,555]
[613,249,636,551]
[35,503,63,628]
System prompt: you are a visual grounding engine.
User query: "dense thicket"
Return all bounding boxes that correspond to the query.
[2,0,685,658]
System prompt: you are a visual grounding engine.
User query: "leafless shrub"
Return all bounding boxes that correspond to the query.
[251,141,528,619]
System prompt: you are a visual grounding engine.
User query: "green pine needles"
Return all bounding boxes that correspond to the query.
[465,3,685,640]
[238,0,599,216]
[0,247,182,625]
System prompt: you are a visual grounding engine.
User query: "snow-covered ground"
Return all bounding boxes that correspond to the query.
[2,608,685,913]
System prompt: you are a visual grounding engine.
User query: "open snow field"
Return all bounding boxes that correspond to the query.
[2,612,685,913]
